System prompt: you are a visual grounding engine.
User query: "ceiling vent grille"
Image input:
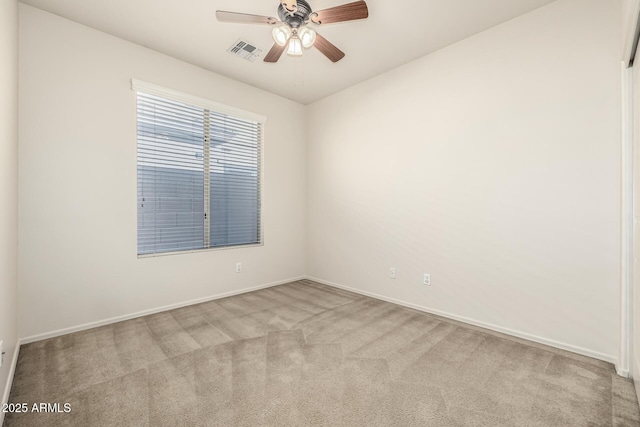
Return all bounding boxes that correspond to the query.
[227,39,263,62]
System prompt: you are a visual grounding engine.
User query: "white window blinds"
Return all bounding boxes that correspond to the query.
[136,88,262,256]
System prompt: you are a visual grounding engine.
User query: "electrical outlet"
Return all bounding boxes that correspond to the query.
[0,340,3,368]
[389,267,396,279]
[424,273,431,286]
[236,262,242,273]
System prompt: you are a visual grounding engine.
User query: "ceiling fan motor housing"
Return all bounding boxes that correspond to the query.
[278,0,312,28]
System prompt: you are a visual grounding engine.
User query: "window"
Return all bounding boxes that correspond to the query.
[134,81,264,256]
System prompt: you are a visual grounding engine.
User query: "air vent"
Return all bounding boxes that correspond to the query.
[227,39,263,62]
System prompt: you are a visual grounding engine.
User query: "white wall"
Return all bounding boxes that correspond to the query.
[633,59,640,402]
[0,0,19,416]
[307,0,622,361]
[18,4,307,339]
[621,0,638,383]
[622,0,640,63]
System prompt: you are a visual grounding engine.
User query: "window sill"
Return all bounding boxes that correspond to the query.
[137,242,264,259]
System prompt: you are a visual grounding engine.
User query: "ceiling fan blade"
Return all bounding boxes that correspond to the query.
[264,43,287,63]
[314,33,345,62]
[310,0,368,25]
[281,0,297,13]
[216,11,278,25]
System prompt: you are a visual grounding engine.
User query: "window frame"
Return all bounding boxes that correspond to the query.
[132,79,266,258]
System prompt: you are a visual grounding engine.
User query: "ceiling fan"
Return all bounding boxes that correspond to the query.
[216,0,369,63]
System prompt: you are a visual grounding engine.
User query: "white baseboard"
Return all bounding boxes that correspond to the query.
[617,367,630,378]
[1,339,22,427]
[21,276,305,344]
[307,276,618,366]
[634,357,640,406]
[631,357,640,404]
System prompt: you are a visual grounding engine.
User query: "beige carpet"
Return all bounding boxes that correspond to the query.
[4,279,640,426]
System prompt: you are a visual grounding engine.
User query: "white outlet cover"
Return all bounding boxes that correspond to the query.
[390,267,396,279]
[424,273,431,286]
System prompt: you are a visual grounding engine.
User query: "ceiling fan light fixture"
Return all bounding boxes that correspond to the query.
[286,36,303,56]
[272,25,292,46]
[298,27,316,49]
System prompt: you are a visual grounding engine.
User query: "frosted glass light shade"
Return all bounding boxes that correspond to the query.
[298,27,316,49]
[287,37,303,56]
[272,26,292,46]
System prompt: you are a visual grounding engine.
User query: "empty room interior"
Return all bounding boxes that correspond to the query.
[5,0,640,425]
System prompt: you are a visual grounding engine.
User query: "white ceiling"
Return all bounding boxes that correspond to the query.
[20,0,557,104]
